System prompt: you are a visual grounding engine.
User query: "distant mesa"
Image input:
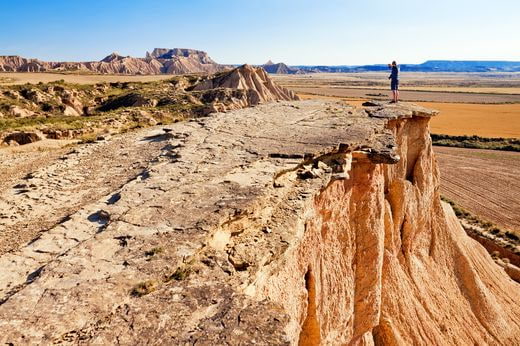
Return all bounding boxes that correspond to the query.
[0,48,227,75]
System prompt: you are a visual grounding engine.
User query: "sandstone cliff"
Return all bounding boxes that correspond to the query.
[0,100,518,344]
[0,48,225,75]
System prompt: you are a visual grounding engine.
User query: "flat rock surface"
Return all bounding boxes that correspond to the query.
[0,100,440,344]
[0,132,169,254]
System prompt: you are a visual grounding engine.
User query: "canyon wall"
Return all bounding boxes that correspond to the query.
[0,100,518,344]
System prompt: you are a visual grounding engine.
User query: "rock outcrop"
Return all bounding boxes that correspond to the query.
[0,100,518,344]
[193,64,300,108]
[0,48,225,75]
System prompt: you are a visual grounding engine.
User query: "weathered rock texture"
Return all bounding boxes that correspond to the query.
[0,100,518,344]
[192,64,300,111]
[0,48,225,75]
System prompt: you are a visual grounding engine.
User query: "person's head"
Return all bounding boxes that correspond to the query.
[392,61,397,66]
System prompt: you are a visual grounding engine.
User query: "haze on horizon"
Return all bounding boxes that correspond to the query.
[1,0,519,66]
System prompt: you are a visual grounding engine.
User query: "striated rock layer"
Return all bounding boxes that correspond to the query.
[0,101,518,344]
[192,64,300,113]
[0,48,225,75]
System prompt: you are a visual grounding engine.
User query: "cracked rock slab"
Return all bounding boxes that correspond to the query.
[0,100,437,344]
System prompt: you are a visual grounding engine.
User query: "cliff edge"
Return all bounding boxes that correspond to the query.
[0,100,518,344]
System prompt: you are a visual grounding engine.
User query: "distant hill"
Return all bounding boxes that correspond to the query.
[0,48,227,75]
[293,60,520,73]
[401,60,520,72]
[262,60,301,74]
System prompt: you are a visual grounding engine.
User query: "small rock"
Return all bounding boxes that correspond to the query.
[262,226,272,234]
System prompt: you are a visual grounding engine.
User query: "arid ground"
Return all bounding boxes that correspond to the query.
[0,72,173,85]
[3,71,519,233]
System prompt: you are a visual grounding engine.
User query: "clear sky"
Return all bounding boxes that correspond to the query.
[1,0,519,65]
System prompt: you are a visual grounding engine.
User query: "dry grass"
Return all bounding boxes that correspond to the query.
[169,266,192,281]
[144,247,164,257]
[131,280,159,297]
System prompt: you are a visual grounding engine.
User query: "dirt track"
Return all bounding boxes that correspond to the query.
[434,146,520,233]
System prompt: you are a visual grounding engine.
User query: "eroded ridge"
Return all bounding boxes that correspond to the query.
[1,100,518,345]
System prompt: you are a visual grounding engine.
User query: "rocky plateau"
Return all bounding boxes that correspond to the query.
[0,69,518,345]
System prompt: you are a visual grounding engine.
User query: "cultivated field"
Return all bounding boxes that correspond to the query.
[434,146,520,233]
[275,72,520,104]
[423,103,520,138]
[289,87,520,104]
[274,72,520,90]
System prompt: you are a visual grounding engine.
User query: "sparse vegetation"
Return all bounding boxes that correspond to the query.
[441,196,519,245]
[78,133,97,144]
[0,75,215,143]
[432,134,520,152]
[131,280,158,297]
[0,77,15,84]
[144,247,164,257]
[168,266,191,281]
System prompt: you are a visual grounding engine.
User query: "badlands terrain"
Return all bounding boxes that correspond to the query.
[0,48,226,75]
[0,66,519,344]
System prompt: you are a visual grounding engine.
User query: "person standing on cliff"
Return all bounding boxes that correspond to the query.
[388,61,399,103]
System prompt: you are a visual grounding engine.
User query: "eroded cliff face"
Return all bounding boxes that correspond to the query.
[253,107,520,344]
[0,100,518,345]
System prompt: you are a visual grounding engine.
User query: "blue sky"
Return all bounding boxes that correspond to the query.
[1,0,519,65]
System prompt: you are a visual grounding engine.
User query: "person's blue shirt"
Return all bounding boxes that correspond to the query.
[389,66,399,81]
